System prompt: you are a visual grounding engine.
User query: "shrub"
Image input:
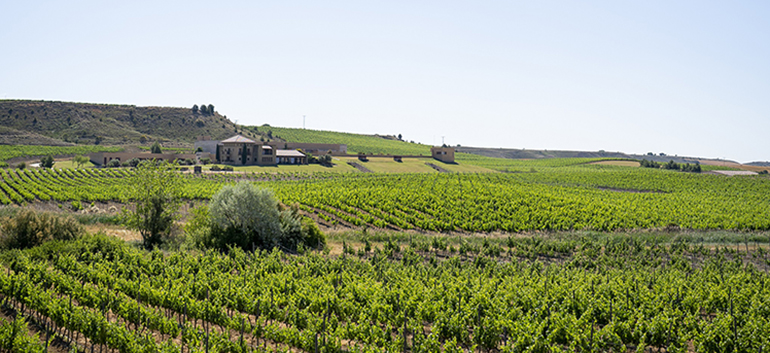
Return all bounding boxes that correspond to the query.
[681,163,702,173]
[223,165,234,172]
[208,182,281,249]
[0,161,8,168]
[202,182,324,252]
[662,160,679,170]
[639,159,660,168]
[758,170,768,175]
[40,155,55,168]
[17,162,26,170]
[210,165,221,171]
[124,158,141,168]
[0,210,84,249]
[184,158,195,165]
[318,154,333,166]
[150,142,163,154]
[200,158,211,165]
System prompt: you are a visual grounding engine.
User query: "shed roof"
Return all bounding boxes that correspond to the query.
[276,150,306,157]
[221,135,256,143]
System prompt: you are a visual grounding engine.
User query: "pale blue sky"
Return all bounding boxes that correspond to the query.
[1,1,768,162]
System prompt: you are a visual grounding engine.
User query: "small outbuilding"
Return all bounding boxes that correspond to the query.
[430,147,455,163]
[276,150,307,165]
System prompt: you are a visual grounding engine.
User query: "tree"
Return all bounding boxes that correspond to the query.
[192,104,199,114]
[208,104,214,115]
[40,155,55,169]
[201,182,325,251]
[150,142,162,154]
[126,158,141,168]
[663,160,679,170]
[319,154,332,166]
[398,133,402,141]
[73,155,90,168]
[200,104,208,115]
[209,182,282,249]
[122,161,182,250]
[241,144,248,165]
[106,159,121,168]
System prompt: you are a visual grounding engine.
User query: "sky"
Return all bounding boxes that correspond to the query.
[1,1,769,162]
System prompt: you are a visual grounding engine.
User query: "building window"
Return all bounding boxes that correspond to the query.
[262,157,272,162]
[263,148,273,155]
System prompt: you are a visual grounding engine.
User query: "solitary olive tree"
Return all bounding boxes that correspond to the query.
[123,160,182,249]
[199,182,325,252]
[209,181,281,249]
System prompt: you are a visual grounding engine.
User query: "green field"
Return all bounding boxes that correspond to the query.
[2,232,769,352]
[0,145,123,162]
[49,159,97,169]
[1,130,769,352]
[1,164,767,233]
[251,126,433,155]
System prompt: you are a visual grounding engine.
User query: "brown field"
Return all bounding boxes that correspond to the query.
[698,159,770,172]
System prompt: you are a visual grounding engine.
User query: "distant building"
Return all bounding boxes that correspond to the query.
[431,147,455,163]
[90,152,207,166]
[214,135,308,166]
[276,150,307,164]
[218,135,277,165]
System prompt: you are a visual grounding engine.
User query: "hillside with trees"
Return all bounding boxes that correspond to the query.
[0,100,243,146]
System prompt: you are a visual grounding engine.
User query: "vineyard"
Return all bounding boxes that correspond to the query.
[0,166,768,233]
[2,232,770,352]
[254,126,431,156]
[0,145,123,162]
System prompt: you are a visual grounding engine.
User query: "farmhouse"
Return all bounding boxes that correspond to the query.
[198,135,314,166]
[218,135,278,165]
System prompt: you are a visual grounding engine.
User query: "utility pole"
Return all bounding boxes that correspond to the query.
[303,115,306,129]
[442,136,445,146]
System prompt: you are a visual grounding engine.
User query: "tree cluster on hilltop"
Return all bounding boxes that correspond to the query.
[192,104,215,116]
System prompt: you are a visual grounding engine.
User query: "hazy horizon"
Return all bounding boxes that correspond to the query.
[2,1,768,163]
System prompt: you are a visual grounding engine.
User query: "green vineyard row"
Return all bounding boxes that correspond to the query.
[0,145,123,162]
[2,234,770,352]
[1,166,768,232]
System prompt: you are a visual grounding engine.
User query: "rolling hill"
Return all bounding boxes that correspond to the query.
[248,125,434,155]
[0,100,242,146]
